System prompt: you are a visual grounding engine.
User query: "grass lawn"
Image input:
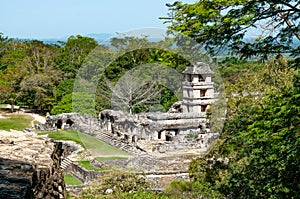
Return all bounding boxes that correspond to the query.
[95,156,128,162]
[78,132,131,157]
[78,160,102,171]
[39,130,84,147]
[0,114,33,131]
[64,174,83,185]
[39,130,131,157]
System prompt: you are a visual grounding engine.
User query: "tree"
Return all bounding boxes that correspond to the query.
[81,170,153,198]
[51,93,73,115]
[55,35,98,77]
[108,67,162,114]
[0,38,28,111]
[186,63,299,198]
[217,72,300,198]
[53,78,75,102]
[19,41,61,110]
[162,0,300,59]
[91,35,190,113]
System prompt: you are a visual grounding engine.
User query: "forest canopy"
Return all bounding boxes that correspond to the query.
[0,1,299,197]
[162,0,300,60]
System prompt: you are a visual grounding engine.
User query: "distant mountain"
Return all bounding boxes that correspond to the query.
[21,33,300,49]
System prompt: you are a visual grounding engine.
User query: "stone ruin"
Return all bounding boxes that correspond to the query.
[0,130,66,199]
[33,61,222,192]
[0,61,223,197]
[37,62,220,155]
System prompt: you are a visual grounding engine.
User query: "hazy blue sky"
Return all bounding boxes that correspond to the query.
[1,0,195,39]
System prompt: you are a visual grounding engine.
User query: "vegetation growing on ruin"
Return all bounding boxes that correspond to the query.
[39,130,130,157]
[64,174,83,186]
[1,0,300,197]
[77,161,102,171]
[95,156,128,162]
[161,0,300,198]
[0,114,33,130]
[38,130,84,146]
[81,169,169,199]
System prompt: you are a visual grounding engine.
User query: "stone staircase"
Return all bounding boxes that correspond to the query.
[94,130,147,155]
[74,122,147,155]
[60,157,73,171]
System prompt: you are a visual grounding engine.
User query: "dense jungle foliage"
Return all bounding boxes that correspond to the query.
[1,0,299,198]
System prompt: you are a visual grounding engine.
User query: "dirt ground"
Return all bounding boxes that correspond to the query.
[0,110,46,127]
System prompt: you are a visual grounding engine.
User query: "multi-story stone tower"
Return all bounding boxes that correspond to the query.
[147,61,217,140]
[181,62,215,115]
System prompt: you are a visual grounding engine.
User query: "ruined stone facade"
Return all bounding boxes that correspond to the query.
[0,130,66,199]
[38,62,219,154]
[147,62,216,140]
[33,62,221,193]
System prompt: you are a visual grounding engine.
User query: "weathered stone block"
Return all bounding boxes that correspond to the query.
[0,130,66,199]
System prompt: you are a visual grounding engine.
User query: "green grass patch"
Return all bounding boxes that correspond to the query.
[0,104,7,108]
[39,130,84,147]
[64,174,82,185]
[95,156,128,162]
[33,120,42,125]
[0,114,33,131]
[78,160,102,171]
[39,130,131,157]
[78,132,131,157]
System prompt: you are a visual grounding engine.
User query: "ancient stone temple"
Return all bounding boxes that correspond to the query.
[181,62,215,115]
[38,61,218,154]
[147,62,216,141]
[34,61,220,192]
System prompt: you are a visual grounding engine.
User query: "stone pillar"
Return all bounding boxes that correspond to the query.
[160,130,166,141]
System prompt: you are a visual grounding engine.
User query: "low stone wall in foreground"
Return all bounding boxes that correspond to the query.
[0,130,66,199]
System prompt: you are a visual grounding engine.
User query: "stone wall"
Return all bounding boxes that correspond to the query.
[37,113,147,154]
[67,162,103,183]
[0,130,66,199]
[37,111,217,155]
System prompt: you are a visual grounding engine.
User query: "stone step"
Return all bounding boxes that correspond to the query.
[96,134,113,142]
[93,131,146,155]
[97,133,111,139]
[101,130,112,136]
[60,157,72,170]
[61,162,72,169]
[99,131,112,137]
[95,135,129,150]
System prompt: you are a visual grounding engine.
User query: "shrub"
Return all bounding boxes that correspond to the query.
[81,170,151,198]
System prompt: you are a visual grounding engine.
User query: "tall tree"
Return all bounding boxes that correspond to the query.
[162,0,300,59]
[55,35,98,77]
[18,40,61,110]
[0,38,28,111]
[109,69,162,114]
[186,59,299,198]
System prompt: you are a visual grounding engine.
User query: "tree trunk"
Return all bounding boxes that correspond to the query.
[10,103,14,113]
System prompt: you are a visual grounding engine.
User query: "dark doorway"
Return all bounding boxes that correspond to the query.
[166,134,173,141]
[66,119,74,127]
[201,105,207,112]
[124,134,129,140]
[198,75,204,82]
[132,135,137,143]
[158,131,162,139]
[200,90,206,97]
[187,74,192,82]
[55,120,62,129]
